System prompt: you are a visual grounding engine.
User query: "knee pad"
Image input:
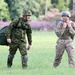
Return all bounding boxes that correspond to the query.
[21,55,28,63]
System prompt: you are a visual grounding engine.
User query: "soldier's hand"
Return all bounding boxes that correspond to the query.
[7,38,12,44]
[63,22,67,28]
[67,23,71,27]
[67,22,71,27]
[27,45,31,50]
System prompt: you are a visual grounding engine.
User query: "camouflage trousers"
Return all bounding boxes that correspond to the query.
[7,41,28,68]
[9,41,27,56]
[53,38,75,68]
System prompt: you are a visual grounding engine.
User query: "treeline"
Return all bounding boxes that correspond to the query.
[0,0,72,21]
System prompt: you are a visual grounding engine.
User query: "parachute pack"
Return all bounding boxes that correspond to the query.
[0,26,9,46]
[55,18,74,40]
[0,18,20,46]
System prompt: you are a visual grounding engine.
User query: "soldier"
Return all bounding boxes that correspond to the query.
[53,11,75,68]
[5,9,32,69]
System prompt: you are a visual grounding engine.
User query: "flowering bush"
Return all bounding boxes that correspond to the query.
[0,20,56,31]
[30,21,56,31]
[0,20,11,28]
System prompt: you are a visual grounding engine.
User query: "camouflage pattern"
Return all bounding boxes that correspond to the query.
[5,17,32,68]
[61,11,71,17]
[5,17,32,45]
[23,10,32,16]
[7,54,14,67]
[54,20,75,68]
[21,55,28,68]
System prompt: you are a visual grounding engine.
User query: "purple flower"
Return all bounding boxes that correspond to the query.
[0,20,11,28]
[0,20,56,31]
[29,21,56,28]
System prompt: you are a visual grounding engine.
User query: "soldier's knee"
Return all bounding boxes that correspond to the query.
[21,55,28,68]
[21,55,28,62]
[66,46,74,50]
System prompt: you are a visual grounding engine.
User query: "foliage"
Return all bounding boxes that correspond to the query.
[69,0,73,10]
[0,0,73,20]
[30,20,55,31]
[51,0,70,11]
[24,0,40,17]
[0,0,10,21]
[0,20,56,31]
[5,0,25,20]
[36,0,52,15]
[0,20,10,28]
[56,0,67,11]
[30,15,37,21]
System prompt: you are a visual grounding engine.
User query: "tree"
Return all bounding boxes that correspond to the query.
[69,0,73,10]
[51,0,71,11]
[64,0,70,10]
[24,0,40,17]
[5,0,25,20]
[35,0,52,16]
[4,0,71,20]
[56,0,69,11]
[0,0,10,21]
[51,0,58,8]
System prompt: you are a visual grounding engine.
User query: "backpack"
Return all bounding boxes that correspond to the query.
[0,26,9,45]
[56,18,62,25]
[0,18,20,46]
[55,18,74,40]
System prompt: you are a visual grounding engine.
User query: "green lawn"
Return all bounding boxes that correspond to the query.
[0,31,75,75]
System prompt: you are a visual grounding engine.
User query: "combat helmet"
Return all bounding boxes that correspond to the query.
[23,9,32,16]
[61,11,71,17]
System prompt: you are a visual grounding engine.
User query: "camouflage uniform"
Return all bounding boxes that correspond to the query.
[5,16,32,68]
[53,20,75,68]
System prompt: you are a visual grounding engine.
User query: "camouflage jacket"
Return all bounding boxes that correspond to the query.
[55,20,75,39]
[5,17,32,45]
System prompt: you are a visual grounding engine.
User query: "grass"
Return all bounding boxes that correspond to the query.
[0,31,75,75]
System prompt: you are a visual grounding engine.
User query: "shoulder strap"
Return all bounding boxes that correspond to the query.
[16,18,20,27]
[14,18,20,28]
[14,18,27,30]
[56,18,62,26]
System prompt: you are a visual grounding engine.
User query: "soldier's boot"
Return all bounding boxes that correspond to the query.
[7,54,14,68]
[21,55,28,69]
[53,58,61,68]
[53,62,60,68]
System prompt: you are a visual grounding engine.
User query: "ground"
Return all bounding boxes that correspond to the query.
[0,31,75,75]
